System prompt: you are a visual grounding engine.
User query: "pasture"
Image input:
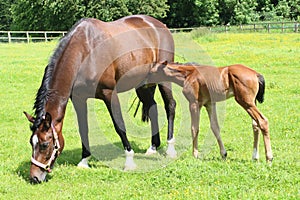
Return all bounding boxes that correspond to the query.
[0,32,299,199]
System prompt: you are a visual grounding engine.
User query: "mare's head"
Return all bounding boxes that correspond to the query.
[24,112,60,184]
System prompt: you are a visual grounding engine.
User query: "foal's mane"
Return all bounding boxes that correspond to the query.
[31,19,87,131]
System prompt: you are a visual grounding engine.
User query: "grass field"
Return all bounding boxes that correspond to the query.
[0,32,299,199]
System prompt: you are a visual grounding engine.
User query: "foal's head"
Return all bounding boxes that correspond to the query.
[149,61,192,85]
[24,112,59,184]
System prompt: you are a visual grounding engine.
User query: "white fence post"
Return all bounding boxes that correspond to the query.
[26,31,29,43]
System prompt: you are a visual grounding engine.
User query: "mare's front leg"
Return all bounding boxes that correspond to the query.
[72,96,91,168]
[205,103,227,159]
[158,83,177,158]
[189,101,200,158]
[102,89,136,170]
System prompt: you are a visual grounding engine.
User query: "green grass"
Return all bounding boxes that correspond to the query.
[0,33,299,199]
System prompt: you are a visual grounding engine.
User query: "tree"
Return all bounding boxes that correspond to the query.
[83,0,129,22]
[289,0,300,20]
[126,0,169,19]
[10,0,169,30]
[0,0,15,30]
[163,0,219,28]
[218,0,235,25]
[232,0,258,24]
[275,0,290,20]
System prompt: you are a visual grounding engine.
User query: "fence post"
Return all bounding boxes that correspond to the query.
[253,24,256,32]
[295,23,299,33]
[267,23,270,33]
[281,22,284,33]
[8,31,11,43]
[44,32,48,42]
[26,31,29,43]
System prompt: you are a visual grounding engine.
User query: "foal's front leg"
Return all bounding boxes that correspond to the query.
[189,101,200,158]
[205,103,227,159]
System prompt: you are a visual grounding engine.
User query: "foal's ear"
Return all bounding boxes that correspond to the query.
[43,112,52,130]
[23,111,35,123]
[160,60,168,65]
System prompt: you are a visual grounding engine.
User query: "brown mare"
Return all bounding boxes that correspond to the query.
[23,15,177,183]
[149,61,273,163]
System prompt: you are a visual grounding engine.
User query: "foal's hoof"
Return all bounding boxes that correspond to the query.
[193,150,199,159]
[221,152,227,160]
[267,158,273,166]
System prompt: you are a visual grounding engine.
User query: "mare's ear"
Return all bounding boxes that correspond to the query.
[24,111,35,123]
[43,112,52,130]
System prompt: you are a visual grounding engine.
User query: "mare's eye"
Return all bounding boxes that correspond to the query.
[39,142,50,150]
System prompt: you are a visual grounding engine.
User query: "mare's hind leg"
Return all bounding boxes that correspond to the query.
[252,119,260,160]
[71,96,91,168]
[189,101,200,158]
[205,103,227,159]
[136,85,160,155]
[102,89,136,170]
[158,83,177,158]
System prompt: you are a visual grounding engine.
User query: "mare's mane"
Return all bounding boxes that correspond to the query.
[31,19,87,131]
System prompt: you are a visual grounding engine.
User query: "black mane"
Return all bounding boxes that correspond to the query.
[31,19,87,131]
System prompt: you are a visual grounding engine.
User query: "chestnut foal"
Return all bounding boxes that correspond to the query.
[150,61,273,163]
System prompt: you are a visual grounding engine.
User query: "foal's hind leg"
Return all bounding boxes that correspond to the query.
[71,96,91,168]
[252,119,260,160]
[158,83,177,158]
[205,103,227,159]
[246,105,273,162]
[189,101,200,158]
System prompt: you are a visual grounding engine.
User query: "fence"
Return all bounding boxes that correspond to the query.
[210,22,299,33]
[0,31,67,43]
[0,22,299,43]
[170,22,299,33]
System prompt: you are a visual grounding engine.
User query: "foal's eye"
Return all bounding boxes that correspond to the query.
[39,142,50,150]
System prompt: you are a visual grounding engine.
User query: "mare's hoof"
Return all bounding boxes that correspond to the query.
[124,163,137,171]
[77,157,90,168]
[166,138,177,158]
[145,146,157,156]
[124,150,137,171]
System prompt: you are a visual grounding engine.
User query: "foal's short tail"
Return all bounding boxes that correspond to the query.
[256,74,265,104]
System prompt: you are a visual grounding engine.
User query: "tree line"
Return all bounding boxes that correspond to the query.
[1,0,299,31]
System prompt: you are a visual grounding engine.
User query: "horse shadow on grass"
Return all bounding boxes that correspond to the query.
[16,141,160,183]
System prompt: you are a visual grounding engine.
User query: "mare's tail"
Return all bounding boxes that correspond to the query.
[130,98,149,122]
[256,74,265,104]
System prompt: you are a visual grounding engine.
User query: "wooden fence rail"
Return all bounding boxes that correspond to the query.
[0,22,298,43]
[0,31,67,43]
